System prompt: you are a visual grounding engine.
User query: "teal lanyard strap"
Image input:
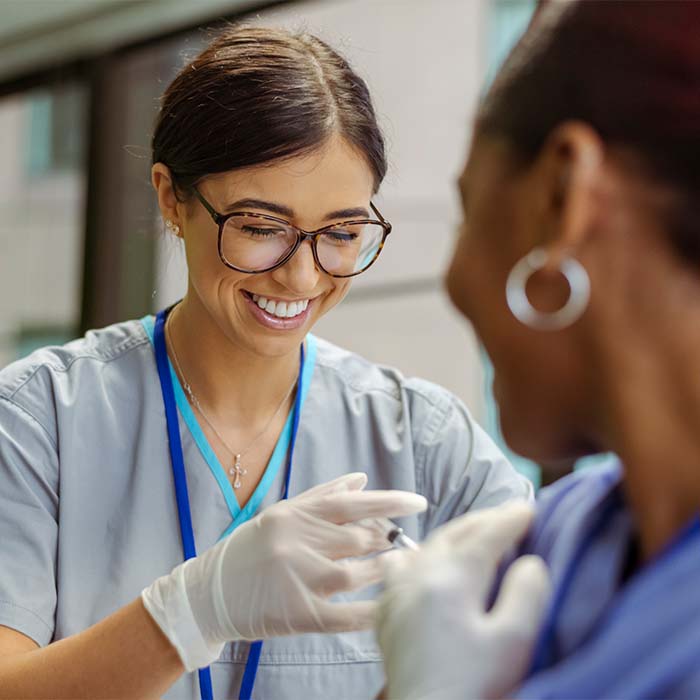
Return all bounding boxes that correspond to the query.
[240,343,304,700]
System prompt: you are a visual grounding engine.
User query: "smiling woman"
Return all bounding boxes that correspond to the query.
[0,25,531,700]
[152,133,381,367]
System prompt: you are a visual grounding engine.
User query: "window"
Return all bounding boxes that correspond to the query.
[0,82,88,362]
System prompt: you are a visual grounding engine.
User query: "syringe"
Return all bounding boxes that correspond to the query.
[385,523,420,551]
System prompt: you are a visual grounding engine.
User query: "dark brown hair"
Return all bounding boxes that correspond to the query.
[152,26,386,196]
[477,0,700,261]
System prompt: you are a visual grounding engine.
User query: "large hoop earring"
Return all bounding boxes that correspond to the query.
[506,247,590,331]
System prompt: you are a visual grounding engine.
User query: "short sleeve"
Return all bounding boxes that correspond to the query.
[410,383,534,535]
[0,396,58,646]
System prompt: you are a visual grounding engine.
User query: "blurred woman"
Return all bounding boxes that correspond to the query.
[378,2,700,698]
[0,26,530,700]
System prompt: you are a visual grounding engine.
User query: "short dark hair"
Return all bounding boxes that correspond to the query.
[477,0,700,262]
[152,26,387,196]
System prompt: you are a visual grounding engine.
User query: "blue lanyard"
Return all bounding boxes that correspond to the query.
[154,308,304,700]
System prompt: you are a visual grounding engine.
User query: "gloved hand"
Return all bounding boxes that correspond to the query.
[142,473,427,671]
[377,502,551,700]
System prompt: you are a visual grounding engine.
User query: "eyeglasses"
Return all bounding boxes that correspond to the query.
[191,187,392,278]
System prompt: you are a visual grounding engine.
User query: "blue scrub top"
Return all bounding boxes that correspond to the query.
[515,459,700,699]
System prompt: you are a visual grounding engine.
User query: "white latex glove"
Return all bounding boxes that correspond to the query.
[377,502,551,700]
[143,473,427,671]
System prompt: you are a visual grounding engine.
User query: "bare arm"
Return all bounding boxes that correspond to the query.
[0,599,184,699]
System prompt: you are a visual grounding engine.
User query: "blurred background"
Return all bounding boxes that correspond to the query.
[0,0,552,481]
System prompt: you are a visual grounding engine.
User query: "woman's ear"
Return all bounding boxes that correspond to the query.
[531,121,605,270]
[152,163,183,235]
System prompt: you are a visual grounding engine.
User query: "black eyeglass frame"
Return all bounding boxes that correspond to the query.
[191,187,393,278]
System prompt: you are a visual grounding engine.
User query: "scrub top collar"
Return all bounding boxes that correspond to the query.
[140,314,318,535]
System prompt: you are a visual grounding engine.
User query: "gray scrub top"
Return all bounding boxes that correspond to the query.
[0,317,532,699]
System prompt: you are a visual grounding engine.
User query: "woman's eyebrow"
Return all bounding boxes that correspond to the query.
[224,200,369,221]
[323,207,370,221]
[224,198,295,217]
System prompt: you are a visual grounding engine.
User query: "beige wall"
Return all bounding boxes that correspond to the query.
[155,0,488,420]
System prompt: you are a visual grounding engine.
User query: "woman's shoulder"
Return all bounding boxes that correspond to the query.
[0,318,150,392]
[310,335,532,523]
[524,458,623,560]
[0,318,152,431]
[311,334,462,414]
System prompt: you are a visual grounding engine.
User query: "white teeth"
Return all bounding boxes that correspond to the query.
[249,293,311,319]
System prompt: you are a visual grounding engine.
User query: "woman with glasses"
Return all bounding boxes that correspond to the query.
[0,26,530,700]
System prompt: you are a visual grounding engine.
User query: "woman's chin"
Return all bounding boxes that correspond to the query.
[245,331,307,360]
[499,408,557,463]
[499,412,591,484]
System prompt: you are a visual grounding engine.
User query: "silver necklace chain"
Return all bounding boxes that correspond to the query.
[165,311,297,489]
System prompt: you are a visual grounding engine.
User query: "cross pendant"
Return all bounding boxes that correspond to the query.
[229,454,247,489]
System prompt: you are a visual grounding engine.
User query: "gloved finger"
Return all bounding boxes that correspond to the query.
[449,502,535,566]
[421,510,482,548]
[312,522,392,560]
[381,545,419,586]
[279,506,390,559]
[312,599,378,633]
[375,548,407,573]
[316,555,385,596]
[420,503,535,606]
[427,501,534,552]
[490,555,551,640]
[307,490,428,524]
[293,473,368,502]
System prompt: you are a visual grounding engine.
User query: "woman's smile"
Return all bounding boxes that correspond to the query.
[241,289,316,330]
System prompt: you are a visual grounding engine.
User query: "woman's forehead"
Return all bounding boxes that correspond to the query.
[216,137,370,179]
[205,143,374,206]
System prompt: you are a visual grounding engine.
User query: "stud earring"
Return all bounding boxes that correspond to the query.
[165,219,180,236]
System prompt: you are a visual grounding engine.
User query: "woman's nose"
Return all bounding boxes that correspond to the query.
[272,239,321,293]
